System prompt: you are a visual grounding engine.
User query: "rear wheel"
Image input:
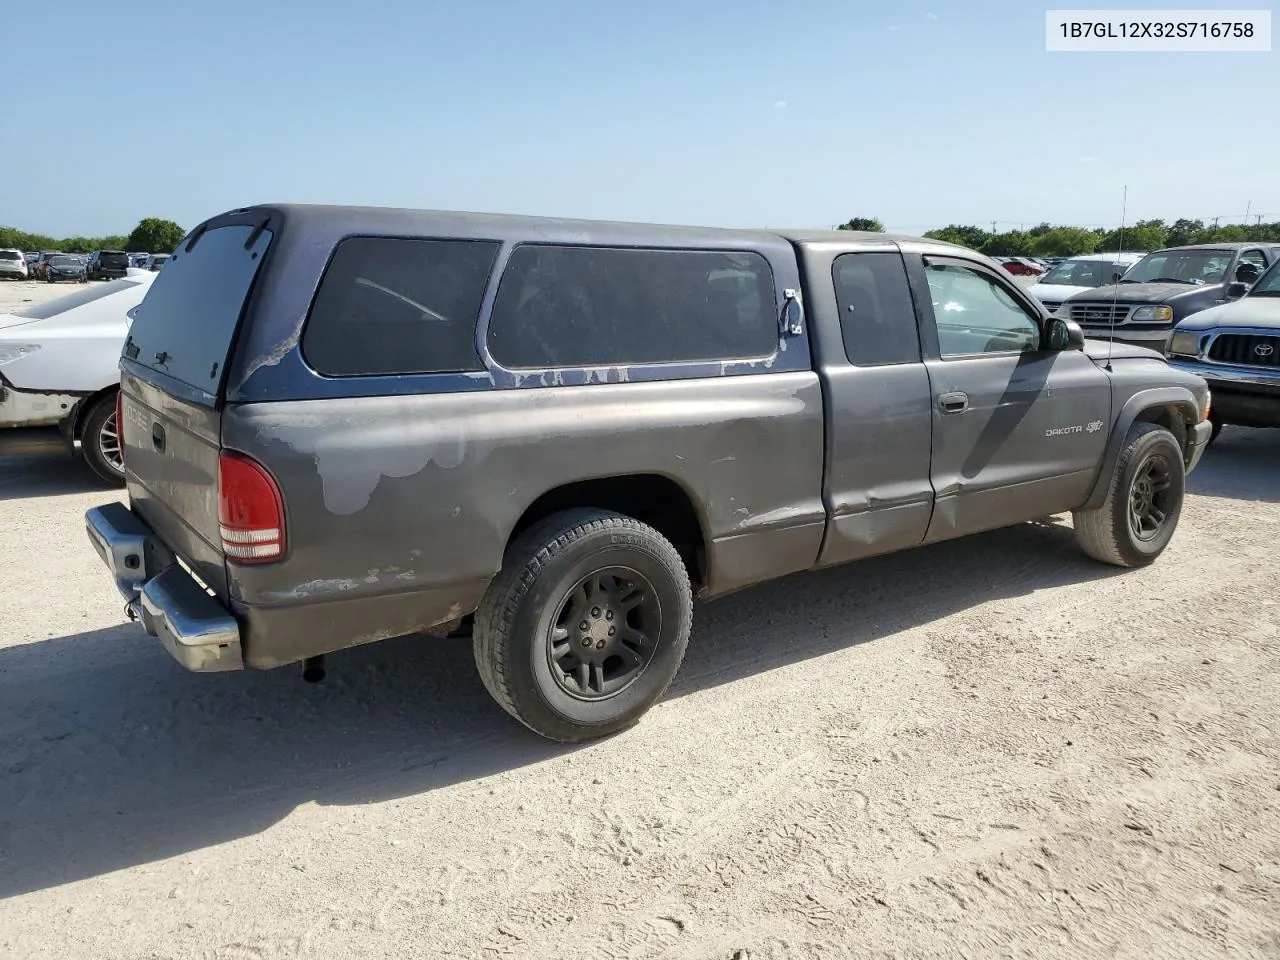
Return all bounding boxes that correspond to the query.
[1073,422,1185,567]
[1207,419,1224,445]
[473,509,693,742]
[80,393,125,486]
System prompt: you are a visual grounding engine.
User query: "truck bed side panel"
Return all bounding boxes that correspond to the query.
[222,372,826,668]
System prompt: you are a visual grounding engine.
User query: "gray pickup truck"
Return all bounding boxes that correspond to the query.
[85,205,1213,742]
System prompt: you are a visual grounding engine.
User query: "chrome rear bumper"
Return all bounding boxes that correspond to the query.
[86,502,243,672]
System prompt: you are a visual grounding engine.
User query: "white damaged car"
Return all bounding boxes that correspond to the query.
[0,273,157,484]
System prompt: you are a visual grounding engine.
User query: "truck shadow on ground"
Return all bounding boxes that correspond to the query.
[2,515,1124,900]
[1187,426,1280,505]
[0,451,107,502]
[1,428,1276,899]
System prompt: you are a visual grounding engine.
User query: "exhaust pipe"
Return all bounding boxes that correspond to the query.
[302,655,326,683]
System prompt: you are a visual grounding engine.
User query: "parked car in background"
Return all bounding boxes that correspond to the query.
[129,253,150,268]
[82,203,1211,743]
[1026,252,1146,313]
[30,251,62,281]
[44,254,88,283]
[87,250,130,281]
[145,253,170,271]
[0,272,157,483]
[0,249,29,280]
[996,257,1043,276]
[1166,256,1280,442]
[1061,242,1280,351]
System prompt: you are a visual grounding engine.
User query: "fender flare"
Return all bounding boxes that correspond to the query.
[1081,386,1201,511]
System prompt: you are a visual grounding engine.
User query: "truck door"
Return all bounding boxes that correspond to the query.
[908,254,1111,542]
[807,246,935,567]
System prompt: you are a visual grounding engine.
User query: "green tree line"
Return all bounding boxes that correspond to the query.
[840,215,1280,256]
[922,219,1280,257]
[0,218,186,255]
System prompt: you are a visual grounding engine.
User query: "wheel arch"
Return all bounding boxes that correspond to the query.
[1082,387,1201,511]
[69,383,119,440]
[507,473,711,594]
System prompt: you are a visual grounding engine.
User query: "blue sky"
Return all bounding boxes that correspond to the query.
[2,0,1275,237]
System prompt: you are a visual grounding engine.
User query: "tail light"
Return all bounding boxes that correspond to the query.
[218,450,286,563]
[115,391,124,467]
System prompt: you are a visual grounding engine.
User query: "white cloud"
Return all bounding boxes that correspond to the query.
[887,24,901,31]
[926,12,939,19]
[1079,156,1099,163]
[774,100,788,109]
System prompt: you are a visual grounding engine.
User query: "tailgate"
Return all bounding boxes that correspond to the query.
[121,369,230,597]
[118,217,274,601]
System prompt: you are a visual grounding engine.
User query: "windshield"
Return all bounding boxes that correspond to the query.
[1249,260,1280,296]
[1122,250,1233,285]
[50,256,75,266]
[1039,259,1122,287]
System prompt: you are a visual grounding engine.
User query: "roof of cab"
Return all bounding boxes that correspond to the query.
[766,229,975,261]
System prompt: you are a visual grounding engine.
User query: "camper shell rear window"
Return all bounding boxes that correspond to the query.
[123,224,272,399]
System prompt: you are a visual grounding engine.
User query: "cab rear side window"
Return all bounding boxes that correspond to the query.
[302,237,500,377]
[832,251,921,366]
[486,245,777,369]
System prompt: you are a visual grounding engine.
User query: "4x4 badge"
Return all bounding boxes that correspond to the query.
[1086,420,1104,433]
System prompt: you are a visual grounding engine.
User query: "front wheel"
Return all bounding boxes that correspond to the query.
[80,393,126,486]
[473,509,693,742]
[1073,422,1185,567]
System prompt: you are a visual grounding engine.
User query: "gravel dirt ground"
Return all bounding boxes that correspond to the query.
[1,278,1277,959]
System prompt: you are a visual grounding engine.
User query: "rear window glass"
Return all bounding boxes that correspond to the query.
[0,251,20,261]
[14,277,146,319]
[487,245,777,369]
[124,224,271,395]
[302,237,500,377]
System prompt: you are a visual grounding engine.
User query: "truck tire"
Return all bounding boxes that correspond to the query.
[80,393,126,487]
[473,508,693,743]
[1073,422,1185,567]
[1207,419,1223,446]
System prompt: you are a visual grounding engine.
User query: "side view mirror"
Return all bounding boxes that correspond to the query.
[1235,264,1260,284]
[1047,316,1085,352]
[1225,281,1250,301]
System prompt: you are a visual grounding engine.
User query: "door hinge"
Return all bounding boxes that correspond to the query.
[781,288,805,336]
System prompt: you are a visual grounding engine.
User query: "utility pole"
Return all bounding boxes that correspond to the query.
[1256,214,1265,226]
[1244,201,1251,225]
[991,220,997,234]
